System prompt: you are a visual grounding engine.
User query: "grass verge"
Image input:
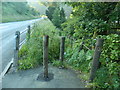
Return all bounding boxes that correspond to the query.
[18,19,60,70]
[2,15,40,23]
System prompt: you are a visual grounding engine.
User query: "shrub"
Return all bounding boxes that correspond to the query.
[18,19,60,70]
[91,34,120,88]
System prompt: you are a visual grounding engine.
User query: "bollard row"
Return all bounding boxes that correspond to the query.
[43,36,66,79]
[13,28,104,82]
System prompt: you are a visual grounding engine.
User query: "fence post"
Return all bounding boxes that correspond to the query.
[13,31,20,69]
[43,35,49,79]
[60,36,65,64]
[27,25,30,40]
[89,38,104,82]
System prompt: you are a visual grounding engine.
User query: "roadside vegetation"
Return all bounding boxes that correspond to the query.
[45,3,66,29]
[2,2,40,23]
[18,19,60,69]
[18,2,120,89]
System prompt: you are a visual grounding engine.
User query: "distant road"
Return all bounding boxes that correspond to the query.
[0,18,43,74]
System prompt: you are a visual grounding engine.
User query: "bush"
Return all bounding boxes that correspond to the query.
[91,34,120,88]
[2,2,40,22]
[52,60,62,67]
[18,19,60,70]
[65,40,94,72]
[63,34,120,89]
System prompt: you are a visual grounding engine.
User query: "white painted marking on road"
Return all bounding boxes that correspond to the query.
[1,18,42,77]
[0,58,13,79]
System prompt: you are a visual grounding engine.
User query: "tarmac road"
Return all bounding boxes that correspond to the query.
[2,65,85,88]
[0,18,43,74]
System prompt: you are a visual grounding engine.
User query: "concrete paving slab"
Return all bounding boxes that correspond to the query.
[2,65,85,88]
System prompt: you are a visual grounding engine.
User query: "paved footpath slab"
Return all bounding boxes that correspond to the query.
[2,65,85,88]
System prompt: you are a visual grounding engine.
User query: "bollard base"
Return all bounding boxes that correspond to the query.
[58,65,65,69]
[37,73,54,81]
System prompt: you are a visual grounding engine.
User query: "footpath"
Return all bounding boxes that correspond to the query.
[2,65,85,88]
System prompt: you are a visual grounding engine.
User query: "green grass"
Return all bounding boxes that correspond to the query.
[18,19,91,88]
[2,2,40,23]
[2,15,40,23]
[51,60,62,67]
[18,19,60,70]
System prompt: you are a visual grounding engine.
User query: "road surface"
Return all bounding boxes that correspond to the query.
[0,18,43,74]
[2,65,85,88]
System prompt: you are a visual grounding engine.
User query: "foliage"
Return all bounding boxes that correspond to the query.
[65,42,94,72]
[18,58,34,70]
[52,7,61,29]
[61,16,78,37]
[100,34,120,64]
[2,15,40,23]
[46,6,56,21]
[18,19,59,70]
[18,44,28,60]
[62,2,119,39]
[63,34,120,89]
[60,8,66,23]
[61,2,120,89]
[17,2,120,89]
[46,5,66,29]
[2,2,40,22]
[91,34,120,88]
[52,60,62,67]
[93,62,120,88]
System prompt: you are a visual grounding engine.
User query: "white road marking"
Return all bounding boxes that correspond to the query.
[0,58,13,79]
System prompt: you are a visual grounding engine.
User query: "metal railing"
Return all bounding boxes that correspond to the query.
[13,25,34,69]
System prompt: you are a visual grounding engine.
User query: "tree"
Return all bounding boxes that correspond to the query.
[62,2,119,39]
[61,2,120,89]
[46,5,66,30]
[46,6,56,21]
[60,8,66,23]
[52,7,61,28]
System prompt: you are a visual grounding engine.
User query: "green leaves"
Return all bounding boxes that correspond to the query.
[18,58,34,70]
[46,5,66,29]
[2,2,40,22]
[18,19,60,70]
[86,50,93,60]
[94,66,109,88]
[78,50,85,62]
[61,2,119,89]
[94,61,120,88]
[65,44,93,72]
[92,34,120,88]
[100,34,120,63]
